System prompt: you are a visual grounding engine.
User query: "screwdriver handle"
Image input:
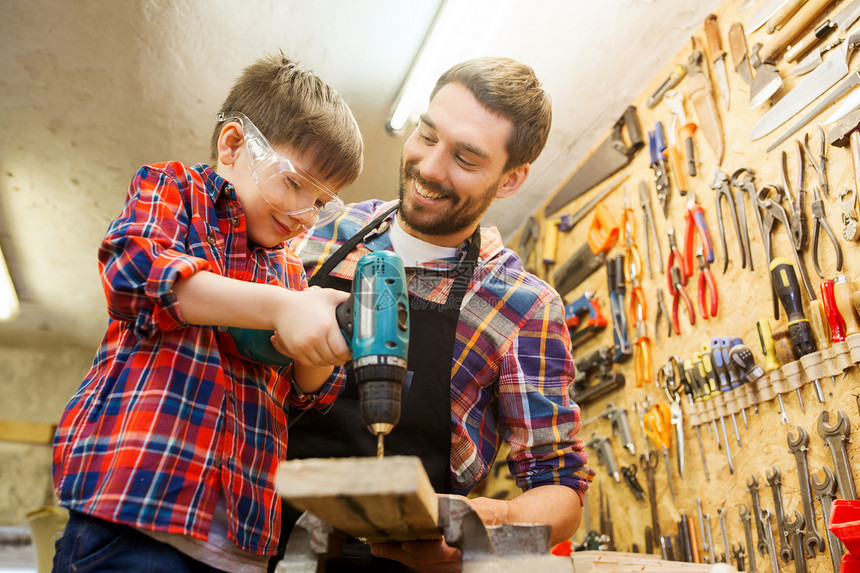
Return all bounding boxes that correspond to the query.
[718,337,740,388]
[770,257,806,322]
[756,319,781,373]
[709,339,732,393]
[700,351,720,396]
[808,299,831,350]
[820,279,846,343]
[834,275,860,336]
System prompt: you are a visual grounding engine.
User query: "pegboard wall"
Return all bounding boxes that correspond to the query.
[508,0,860,570]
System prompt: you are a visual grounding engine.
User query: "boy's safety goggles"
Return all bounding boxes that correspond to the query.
[216,111,345,229]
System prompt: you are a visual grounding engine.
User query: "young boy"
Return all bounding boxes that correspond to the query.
[51,53,363,572]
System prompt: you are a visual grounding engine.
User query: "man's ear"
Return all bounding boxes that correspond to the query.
[216,122,244,167]
[495,163,530,199]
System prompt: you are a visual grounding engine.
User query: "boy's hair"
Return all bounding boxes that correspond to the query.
[211,52,364,190]
[431,57,551,172]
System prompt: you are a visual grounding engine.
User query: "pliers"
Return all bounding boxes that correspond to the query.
[633,304,652,388]
[709,168,746,274]
[697,247,718,319]
[666,227,687,293]
[639,180,664,279]
[649,121,671,217]
[781,142,809,253]
[683,190,715,278]
[801,136,843,278]
[670,265,695,335]
[729,167,763,272]
[655,287,671,341]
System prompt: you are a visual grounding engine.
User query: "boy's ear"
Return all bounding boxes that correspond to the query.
[216,122,244,167]
[494,163,530,200]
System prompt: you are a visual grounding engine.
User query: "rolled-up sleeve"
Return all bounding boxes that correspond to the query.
[99,165,210,338]
[499,291,595,499]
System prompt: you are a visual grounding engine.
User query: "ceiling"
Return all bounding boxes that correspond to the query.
[1,0,725,347]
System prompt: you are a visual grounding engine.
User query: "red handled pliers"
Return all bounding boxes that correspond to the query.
[696,247,718,319]
[683,191,715,278]
[670,265,695,335]
[666,228,687,293]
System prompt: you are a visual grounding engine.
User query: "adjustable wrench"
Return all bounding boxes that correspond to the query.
[784,510,807,573]
[811,466,844,570]
[739,504,757,573]
[786,426,825,557]
[760,508,780,573]
[747,475,769,556]
[817,410,857,500]
[765,465,792,563]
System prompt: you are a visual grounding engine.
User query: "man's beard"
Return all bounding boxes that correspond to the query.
[398,161,498,239]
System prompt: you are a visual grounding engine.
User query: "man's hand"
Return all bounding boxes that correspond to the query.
[370,539,462,573]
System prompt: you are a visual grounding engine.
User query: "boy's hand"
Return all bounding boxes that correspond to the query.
[271,287,351,367]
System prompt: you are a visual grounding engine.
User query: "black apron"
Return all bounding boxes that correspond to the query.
[278,206,480,572]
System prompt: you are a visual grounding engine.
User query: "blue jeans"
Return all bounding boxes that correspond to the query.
[52,510,225,573]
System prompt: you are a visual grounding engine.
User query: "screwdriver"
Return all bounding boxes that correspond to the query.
[709,339,741,445]
[756,318,790,424]
[691,354,722,448]
[684,357,716,442]
[821,278,846,386]
[717,337,749,428]
[808,285,834,390]
[834,275,860,384]
[698,351,734,474]
[678,360,710,482]
[729,337,758,417]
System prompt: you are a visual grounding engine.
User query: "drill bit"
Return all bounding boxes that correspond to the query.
[377,434,385,459]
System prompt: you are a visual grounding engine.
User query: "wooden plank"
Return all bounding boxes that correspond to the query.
[0,420,56,444]
[277,455,441,544]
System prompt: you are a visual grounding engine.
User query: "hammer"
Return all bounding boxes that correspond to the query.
[829,109,860,217]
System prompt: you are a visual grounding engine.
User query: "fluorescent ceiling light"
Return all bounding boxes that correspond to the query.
[385,0,505,136]
[0,243,20,321]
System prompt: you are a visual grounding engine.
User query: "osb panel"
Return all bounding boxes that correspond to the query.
[509,0,860,569]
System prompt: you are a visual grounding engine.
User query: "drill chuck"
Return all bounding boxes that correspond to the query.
[355,357,408,436]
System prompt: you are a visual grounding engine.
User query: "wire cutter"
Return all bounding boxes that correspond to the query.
[665,227,687,293]
[644,402,675,502]
[633,304,652,388]
[655,287,671,341]
[710,168,746,274]
[696,247,718,319]
[683,191,715,278]
[780,142,808,253]
[801,137,843,278]
[670,265,695,335]
[638,180,664,279]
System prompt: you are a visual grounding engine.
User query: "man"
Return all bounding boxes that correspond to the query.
[285,57,594,572]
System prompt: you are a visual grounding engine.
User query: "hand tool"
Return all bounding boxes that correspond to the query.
[729,340,761,419]
[749,0,841,109]
[648,121,671,217]
[755,184,782,319]
[670,266,695,335]
[638,180,663,279]
[564,291,608,346]
[811,466,844,570]
[732,542,746,571]
[807,284,833,392]
[632,305,652,388]
[698,351,734,473]
[584,402,635,455]
[664,90,697,178]
[607,256,633,363]
[784,510,807,573]
[559,173,632,232]
[706,343,742,448]
[553,203,619,297]
[518,216,540,273]
[686,514,701,563]
[752,27,860,139]
[748,476,770,558]
[785,0,860,62]
[644,402,676,502]
[621,465,646,500]
[702,511,717,563]
[831,109,860,209]
[710,168,747,273]
[780,143,809,254]
[806,186,843,280]
[739,504,758,573]
[570,346,625,406]
[687,45,724,164]
[811,125,829,196]
[647,64,687,109]
[714,338,744,435]
[722,340,749,428]
[730,168,763,273]
[644,526,654,554]
[683,191,716,278]
[545,106,644,216]
[825,76,860,123]
[748,0,801,32]
[817,409,857,499]
[659,535,675,561]
[678,514,694,562]
[834,275,860,349]
[837,187,860,241]
[729,23,754,87]
[765,465,793,563]
[766,0,809,33]
[641,453,661,540]
[634,396,655,460]
[586,432,621,483]
[696,499,710,563]
[704,14,730,110]
[655,287,671,342]
[696,247,720,320]
[787,426,826,557]
[229,251,409,458]
[792,32,845,74]
[598,486,617,552]
[760,508,781,573]
[656,357,686,477]
[666,227,687,289]
[771,257,817,356]
[821,278,848,384]
[717,508,732,567]
[664,115,689,197]
[622,189,647,317]
[767,71,860,151]
[685,355,719,446]
[758,188,816,301]
[541,218,560,279]
[756,319,792,424]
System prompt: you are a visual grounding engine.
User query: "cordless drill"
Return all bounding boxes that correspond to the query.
[226,251,410,457]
